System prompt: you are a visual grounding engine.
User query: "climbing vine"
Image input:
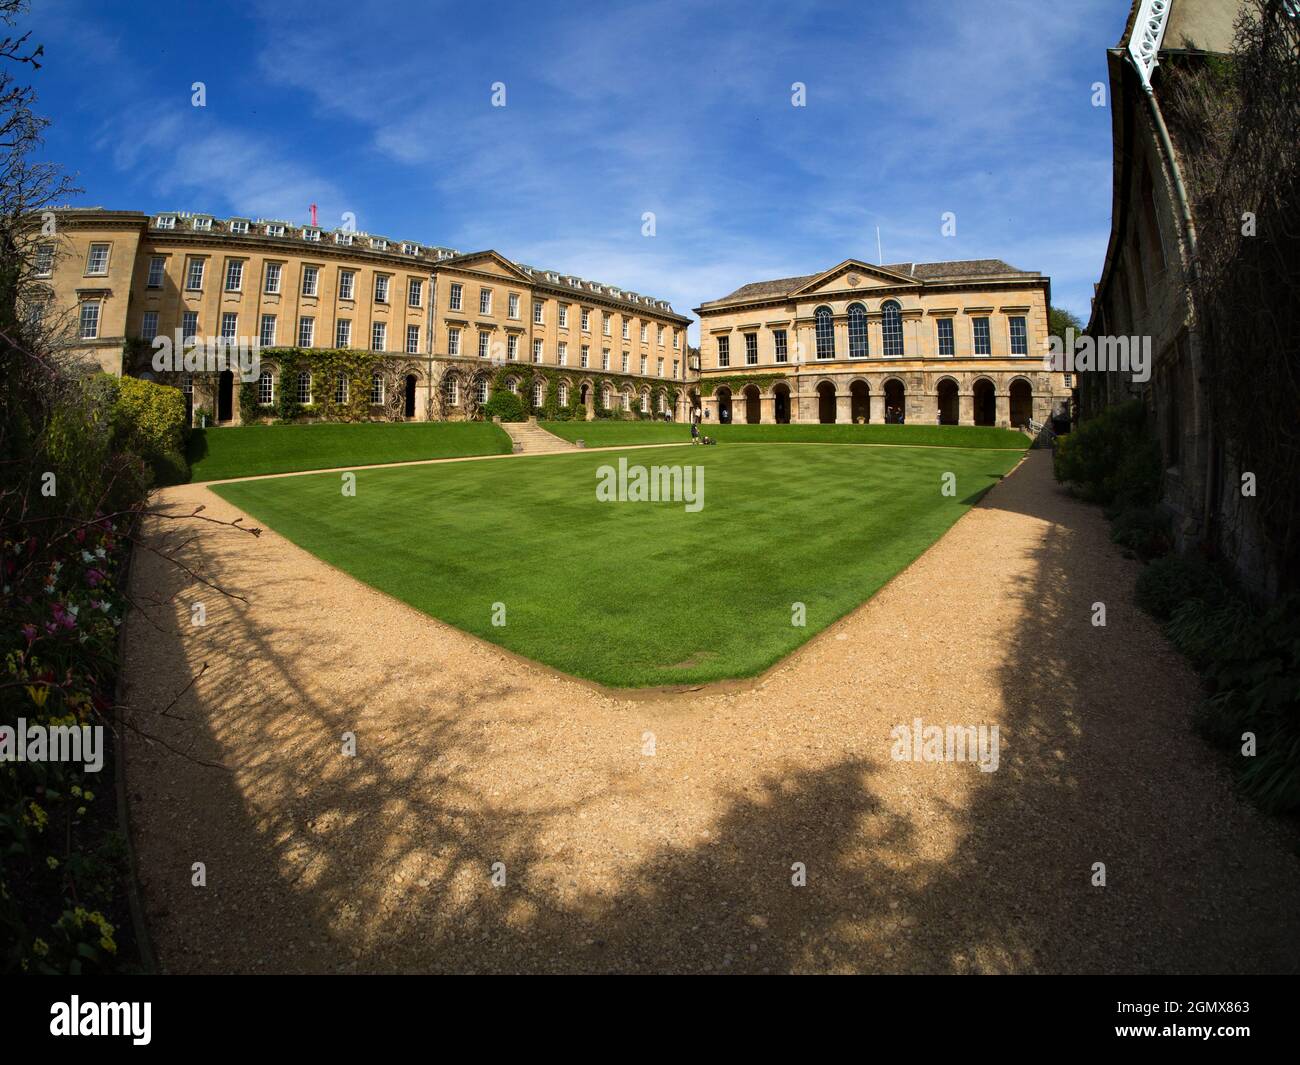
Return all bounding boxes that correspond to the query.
[700,373,786,397]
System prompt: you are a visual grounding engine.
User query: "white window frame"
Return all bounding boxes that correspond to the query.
[301,265,319,297]
[79,301,100,339]
[339,270,355,300]
[260,314,276,347]
[264,262,282,294]
[298,316,315,347]
[406,324,420,355]
[372,322,387,352]
[224,259,244,292]
[336,319,351,348]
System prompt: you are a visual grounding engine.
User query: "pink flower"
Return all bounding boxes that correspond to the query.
[86,569,104,588]
[21,624,37,642]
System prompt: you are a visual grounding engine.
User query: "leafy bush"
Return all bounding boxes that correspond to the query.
[1181,595,1300,813]
[1110,504,1172,559]
[111,376,189,485]
[1054,399,1161,506]
[482,391,526,422]
[1135,555,1224,621]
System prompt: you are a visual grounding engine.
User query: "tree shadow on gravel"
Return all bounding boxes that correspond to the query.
[122,465,1300,974]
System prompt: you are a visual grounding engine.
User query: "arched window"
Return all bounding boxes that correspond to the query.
[506,377,518,394]
[296,371,312,405]
[443,375,459,406]
[881,300,904,356]
[476,378,489,404]
[814,306,834,359]
[532,380,544,407]
[258,369,274,405]
[640,391,649,413]
[558,382,569,406]
[601,384,611,408]
[621,389,632,412]
[847,303,868,358]
[334,372,348,404]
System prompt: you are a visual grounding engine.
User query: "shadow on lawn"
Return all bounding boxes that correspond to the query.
[121,457,1300,973]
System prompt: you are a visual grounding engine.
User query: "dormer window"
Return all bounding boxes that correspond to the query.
[302,227,321,242]
[265,223,286,237]
[192,217,212,231]
[229,219,249,234]
[334,232,353,245]
[155,215,176,230]
[369,237,388,251]
[402,242,419,255]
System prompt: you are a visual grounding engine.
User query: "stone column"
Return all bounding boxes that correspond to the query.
[917,390,939,425]
[869,391,884,423]
[959,393,974,426]
[835,392,851,424]
[760,395,774,423]
[995,393,1011,428]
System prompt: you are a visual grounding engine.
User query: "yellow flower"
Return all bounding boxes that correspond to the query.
[100,935,117,954]
[24,685,50,708]
[32,938,49,957]
[46,856,59,870]
[26,802,47,831]
[83,790,94,802]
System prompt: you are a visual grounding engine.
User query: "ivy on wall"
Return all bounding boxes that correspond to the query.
[700,373,787,397]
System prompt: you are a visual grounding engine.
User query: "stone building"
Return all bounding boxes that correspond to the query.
[692,258,1068,428]
[1083,0,1278,589]
[31,208,694,423]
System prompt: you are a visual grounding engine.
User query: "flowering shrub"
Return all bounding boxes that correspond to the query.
[1,516,133,973]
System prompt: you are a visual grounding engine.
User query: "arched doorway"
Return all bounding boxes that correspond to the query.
[973,378,996,426]
[404,374,417,418]
[1009,378,1033,427]
[716,386,732,423]
[217,369,233,422]
[743,384,761,424]
[850,380,870,423]
[773,383,791,424]
[936,378,959,425]
[817,381,836,423]
[689,389,701,422]
[884,378,905,423]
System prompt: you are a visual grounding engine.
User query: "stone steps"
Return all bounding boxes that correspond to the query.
[499,420,579,453]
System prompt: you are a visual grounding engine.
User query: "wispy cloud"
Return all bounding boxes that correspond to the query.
[30,0,1124,333]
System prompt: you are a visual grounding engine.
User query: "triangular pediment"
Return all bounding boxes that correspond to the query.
[442,250,534,282]
[790,259,921,297]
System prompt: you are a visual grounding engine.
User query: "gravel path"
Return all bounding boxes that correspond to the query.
[120,449,1300,973]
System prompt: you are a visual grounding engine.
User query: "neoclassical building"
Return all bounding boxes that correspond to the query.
[33,208,694,422]
[692,258,1068,427]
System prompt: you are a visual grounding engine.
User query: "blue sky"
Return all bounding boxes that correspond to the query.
[26,0,1125,338]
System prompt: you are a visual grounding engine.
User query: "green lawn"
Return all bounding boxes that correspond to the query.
[540,420,1030,451]
[211,442,1022,687]
[187,422,513,481]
